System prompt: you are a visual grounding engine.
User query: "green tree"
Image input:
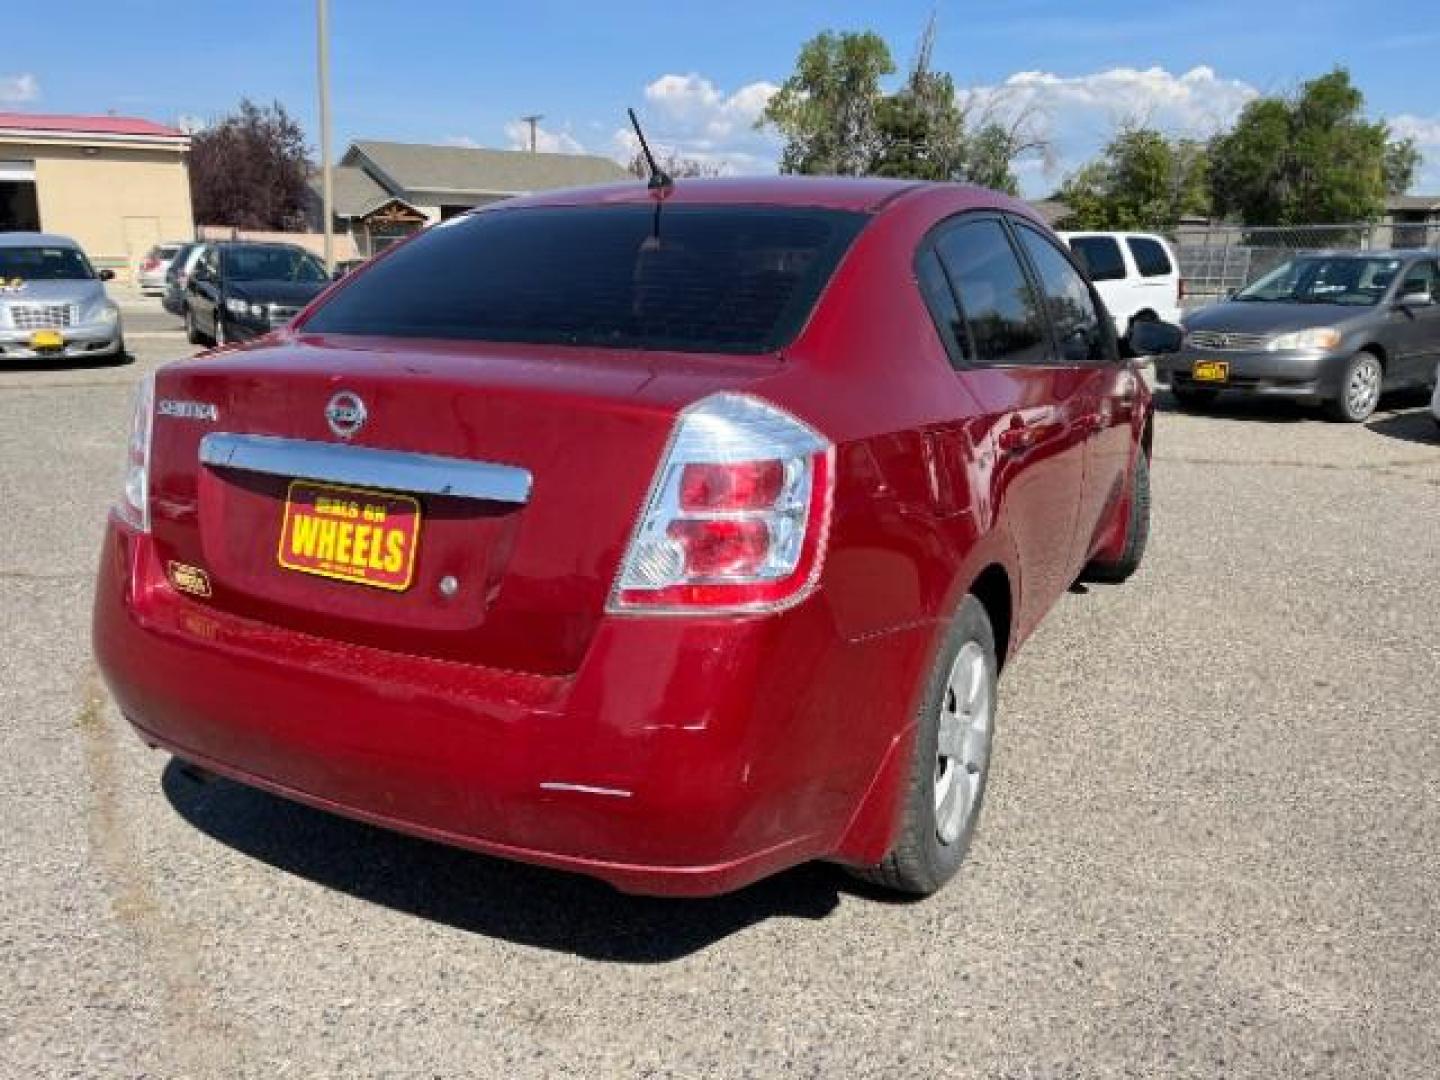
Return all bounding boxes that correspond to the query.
[1058,126,1209,232]
[758,31,895,176]
[1208,68,1416,224]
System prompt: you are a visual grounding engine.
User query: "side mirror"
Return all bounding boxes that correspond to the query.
[1397,290,1433,308]
[1125,319,1184,357]
[99,268,115,282]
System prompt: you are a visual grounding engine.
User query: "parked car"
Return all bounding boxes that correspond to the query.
[1159,251,1440,421]
[162,242,208,317]
[136,242,183,295]
[93,178,1179,898]
[0,232,124,362]
[1060,231,1184,335]
[1431,361,1440,431]
[183,242,329,346]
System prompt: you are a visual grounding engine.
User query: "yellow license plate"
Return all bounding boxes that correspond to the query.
[277,480,421,591]
[1192,360,1229,383]
[29,329,64,350]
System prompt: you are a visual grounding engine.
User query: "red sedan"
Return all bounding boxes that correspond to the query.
[94,178,1178,897]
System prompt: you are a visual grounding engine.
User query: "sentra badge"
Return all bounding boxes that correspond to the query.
[158,399,219,421]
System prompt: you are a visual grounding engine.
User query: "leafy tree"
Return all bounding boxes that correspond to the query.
[759,31,895,176]
[1058,126,1209,232]
[189,99,311,230]
[1208,69,1414,225]
[1384,137,1421,196]
[765,22,1048,192]
[626,151,724,180]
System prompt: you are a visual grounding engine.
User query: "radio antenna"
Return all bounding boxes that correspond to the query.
[627,107,673,191]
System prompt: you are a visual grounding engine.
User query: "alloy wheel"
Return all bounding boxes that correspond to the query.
[934,641,994,845]
[1346,356,1381,419]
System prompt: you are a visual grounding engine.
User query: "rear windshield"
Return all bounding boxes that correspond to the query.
[302,205,868,354]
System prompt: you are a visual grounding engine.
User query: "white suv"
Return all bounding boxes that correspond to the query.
[1060,232,1183,335]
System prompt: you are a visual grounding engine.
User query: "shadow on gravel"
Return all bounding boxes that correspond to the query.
[161,760,848,962]
[0,353,133,374]
[1366,408,1440,447]
[1156,388,1432,425]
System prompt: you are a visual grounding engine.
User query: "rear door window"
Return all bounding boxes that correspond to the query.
[1015,223,1112,366]
[303,205,867,354]
[1127,237,1173,277]
[933,218,1050,367]
[1068,236,1126,281]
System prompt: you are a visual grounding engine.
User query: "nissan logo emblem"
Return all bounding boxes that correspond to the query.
[325,391,367,439]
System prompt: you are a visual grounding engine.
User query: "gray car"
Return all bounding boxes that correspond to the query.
[0,232,125,362]
[1157,251,1440,421]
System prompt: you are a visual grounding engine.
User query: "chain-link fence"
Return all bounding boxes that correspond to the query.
[1174,222,1440,308]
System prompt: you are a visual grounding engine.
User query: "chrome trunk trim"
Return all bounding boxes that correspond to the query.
[199,432,532,504]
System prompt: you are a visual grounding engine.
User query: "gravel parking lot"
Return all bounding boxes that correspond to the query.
[3,313,1438,1078]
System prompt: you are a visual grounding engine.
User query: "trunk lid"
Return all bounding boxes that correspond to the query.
[148,336,779,675]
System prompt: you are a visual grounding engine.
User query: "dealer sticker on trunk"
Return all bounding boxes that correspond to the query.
[277,480,420,591]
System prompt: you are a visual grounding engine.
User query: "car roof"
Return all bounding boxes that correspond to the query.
[496,176,947,214]
[1059,230,1171,243]
[0,231,81,249]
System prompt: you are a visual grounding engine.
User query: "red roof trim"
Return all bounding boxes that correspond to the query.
[0,112,185,138]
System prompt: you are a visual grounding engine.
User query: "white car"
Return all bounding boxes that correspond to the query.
[136,243,183,295]
[1060,231,1184,335]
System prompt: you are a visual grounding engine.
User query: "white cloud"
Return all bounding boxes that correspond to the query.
[965,65,1260,193]
[0,72,39,105]
[625,73,782,174]
[501,120,585,155]
[1388,114,1440,191]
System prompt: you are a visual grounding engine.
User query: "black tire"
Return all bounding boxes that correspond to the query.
[1326,349,1383,423]
[1085,450,1150,583]
[850,595,998,896]
[1171,385,1219,410]
[184,306,204,346]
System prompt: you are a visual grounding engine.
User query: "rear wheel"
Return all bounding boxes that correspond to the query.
[1171,385,1219,410]
[1085,450,1150,583]
[850,596,997,896]
[1327,350,1382,422]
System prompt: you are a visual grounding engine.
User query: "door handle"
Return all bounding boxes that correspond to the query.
[998,422,1038,455]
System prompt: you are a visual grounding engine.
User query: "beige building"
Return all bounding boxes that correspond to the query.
[0,112,193,280]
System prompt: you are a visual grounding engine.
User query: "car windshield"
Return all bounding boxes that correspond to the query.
[301,205,868,354]
[0,245,95,281]
[223,246,328,284]
[1235,256,1402,306]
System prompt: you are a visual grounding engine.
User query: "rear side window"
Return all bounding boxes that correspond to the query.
[1068,236,1126,281]
[934,218,1049,367]
[303,205,867,354]
[1127,237,1173,277]
[915,248,972,367]
[1015,224,1111,366]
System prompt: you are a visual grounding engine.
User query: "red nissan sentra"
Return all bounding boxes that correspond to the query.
[94,177,1180,897]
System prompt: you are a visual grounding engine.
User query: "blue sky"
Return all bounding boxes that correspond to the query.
[6,1,1439,194]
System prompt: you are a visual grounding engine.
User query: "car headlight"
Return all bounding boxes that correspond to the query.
[98,304,119,325]
[1267,327,1341,351]
[250,302,266,319]
[224,297,253,317]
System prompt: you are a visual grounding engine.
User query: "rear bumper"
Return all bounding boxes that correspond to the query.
[93,521,934,896]
[1156,348,1347,399]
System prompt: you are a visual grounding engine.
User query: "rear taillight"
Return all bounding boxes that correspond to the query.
[141,257,158,271]
[609,393,834,614]
[115,374,154,532]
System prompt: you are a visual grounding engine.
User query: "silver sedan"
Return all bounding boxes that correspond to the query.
[0,232,124,362]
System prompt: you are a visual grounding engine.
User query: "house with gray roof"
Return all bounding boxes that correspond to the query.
[311,139,631,257]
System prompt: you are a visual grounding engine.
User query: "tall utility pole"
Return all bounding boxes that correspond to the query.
[317,0,334,271]
[520,114,544,153]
